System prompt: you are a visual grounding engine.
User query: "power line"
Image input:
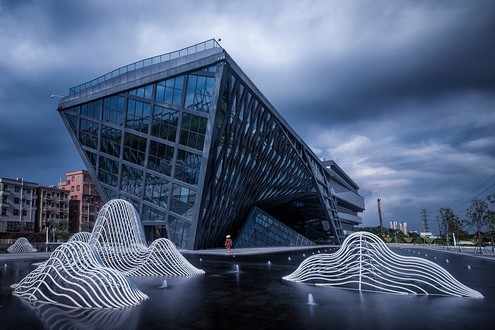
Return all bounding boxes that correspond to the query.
[449,173,495,209]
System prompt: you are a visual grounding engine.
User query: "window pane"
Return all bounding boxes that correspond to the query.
[151,105,178,142]
[175,149,202,185]
[126,99,151,133]
[144,173,169,208]
[185,75,214,113]
[179,113,208,150]
[123,133,147,166]
[103,96,126,126]
[121,164,144,198]
[147,140,174,176]
[100,125,121,157]
[170,184,196,219]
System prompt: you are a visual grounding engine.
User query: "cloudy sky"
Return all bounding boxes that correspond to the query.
[1,0,494,232]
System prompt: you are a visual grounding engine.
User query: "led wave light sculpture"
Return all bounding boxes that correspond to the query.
[68,231,91,243]
[88,199,204,276]
[283,231,483,299]
[11,199,203,309]
[11,241,149,308]
[7,237,38,253]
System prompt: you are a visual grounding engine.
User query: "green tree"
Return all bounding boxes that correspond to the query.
[55,219,70,241]
[465,198,495,254]
[438,207,464,248]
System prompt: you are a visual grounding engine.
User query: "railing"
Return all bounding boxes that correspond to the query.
[69,39,221,95]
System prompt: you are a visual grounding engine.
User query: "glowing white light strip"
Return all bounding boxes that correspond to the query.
[68,231,91,243]
[11,241,148,308]
[7,237,38,253]
[12,199,203,309]
[89,199,204,276]
[283,231,483,299]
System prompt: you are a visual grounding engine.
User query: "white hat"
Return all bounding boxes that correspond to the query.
[226,235,231,238]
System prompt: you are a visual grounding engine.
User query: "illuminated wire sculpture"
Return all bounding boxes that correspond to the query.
[89,199,204,276]
[11,199,203,309]
[11,241,149,308]
[68,231,91,243]
[283,231,484,299]
[7,237,38,253]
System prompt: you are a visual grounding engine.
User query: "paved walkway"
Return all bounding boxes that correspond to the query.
[2,243,494,261]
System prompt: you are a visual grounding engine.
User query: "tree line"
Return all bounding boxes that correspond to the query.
[357,197,495,254]
[437,197,495,254]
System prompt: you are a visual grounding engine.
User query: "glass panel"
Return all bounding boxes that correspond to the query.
[66,114,78,131]
[79,118,99,150]
[151,105,178,142]
[128,84,153,100]
[185,74,214,113]
[175,149,202,185]
[121,164,144,198]
[100,125,122,157]
[170,184,195,219]
[123,133,147,166]
[179,113,208,150]
[142,204,166,222]
[126,99,151,133]
[147,140,174,176]
[144,173,169,208]
[84,150,98,169]
[98,156,119,187]
[103,96,126,126]
[167,215,190,249]
[155,75,184,107]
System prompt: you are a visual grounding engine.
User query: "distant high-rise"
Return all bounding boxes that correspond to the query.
[57,39,365,249]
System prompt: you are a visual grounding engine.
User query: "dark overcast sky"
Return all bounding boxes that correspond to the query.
[1,0,494,232]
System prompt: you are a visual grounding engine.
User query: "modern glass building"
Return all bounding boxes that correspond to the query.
[57,39,364,249]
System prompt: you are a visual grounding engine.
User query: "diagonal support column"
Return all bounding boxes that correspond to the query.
[303,151,345,244]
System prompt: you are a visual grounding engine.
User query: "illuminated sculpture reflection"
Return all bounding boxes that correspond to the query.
[283,231,483,299]
[7,237,38,253]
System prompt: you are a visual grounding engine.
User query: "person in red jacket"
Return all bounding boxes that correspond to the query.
[225,235,233,253]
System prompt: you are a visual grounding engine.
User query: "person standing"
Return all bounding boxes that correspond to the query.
[225,235,233,253]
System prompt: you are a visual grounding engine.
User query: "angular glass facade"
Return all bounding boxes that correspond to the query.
[58,39,364,249]
[235,208,315,248]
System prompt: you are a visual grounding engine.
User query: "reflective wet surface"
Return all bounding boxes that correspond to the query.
[1,247,494,329]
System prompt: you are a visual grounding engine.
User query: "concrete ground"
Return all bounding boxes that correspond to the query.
[1,245,494,329]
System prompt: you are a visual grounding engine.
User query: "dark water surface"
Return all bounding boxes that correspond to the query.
[0,247,494,330]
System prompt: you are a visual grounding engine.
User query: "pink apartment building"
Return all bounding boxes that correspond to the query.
[58,170,103,233]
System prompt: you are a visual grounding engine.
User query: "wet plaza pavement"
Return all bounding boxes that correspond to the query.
[0,246,494,330]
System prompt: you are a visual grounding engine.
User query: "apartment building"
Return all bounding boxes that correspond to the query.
[36,186,69,238]
[58,170,103,232]
[0,177,38,233]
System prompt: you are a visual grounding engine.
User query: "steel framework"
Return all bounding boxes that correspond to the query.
[57,39,364,249]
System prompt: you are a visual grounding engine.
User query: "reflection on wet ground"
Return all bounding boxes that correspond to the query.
[1,246,494,329]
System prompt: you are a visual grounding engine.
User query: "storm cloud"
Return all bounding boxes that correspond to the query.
[1,0,494,231]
